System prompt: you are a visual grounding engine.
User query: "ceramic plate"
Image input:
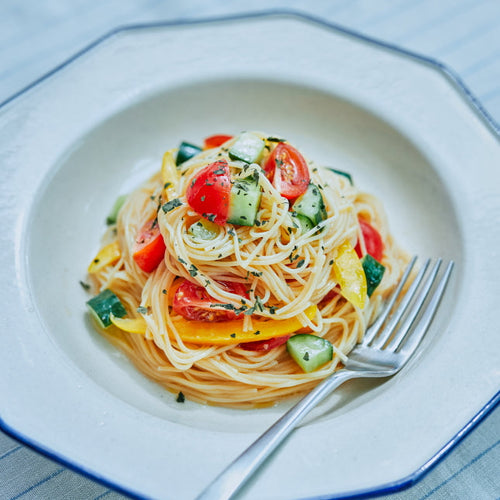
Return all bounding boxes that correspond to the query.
[0,12,499,500]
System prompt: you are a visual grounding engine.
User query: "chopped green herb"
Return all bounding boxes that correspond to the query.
[210,303,235,310]
[255,296,264,312]
[244,305,256,316]
[137,306,148,314]
[176,391,185,403]
[162,198,182,213]
[230,333,236,338]
[79,280,91,291]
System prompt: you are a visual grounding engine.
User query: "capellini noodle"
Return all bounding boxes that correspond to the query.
[86,132,407,408]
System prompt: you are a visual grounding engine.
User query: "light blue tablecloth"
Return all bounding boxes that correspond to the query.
[1,1,499,499]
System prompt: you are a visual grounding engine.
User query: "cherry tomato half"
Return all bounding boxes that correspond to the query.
[355,219,384,262]
[186,160,231,225]
[133,219,166,272]
[172,279,249,322]
[203,134,233,149]
[239,335,291,351]
[264,142,310,200]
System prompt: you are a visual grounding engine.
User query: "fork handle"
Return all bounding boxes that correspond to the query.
[195,369,356,500]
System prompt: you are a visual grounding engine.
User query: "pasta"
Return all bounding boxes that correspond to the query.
[85,132,407,408]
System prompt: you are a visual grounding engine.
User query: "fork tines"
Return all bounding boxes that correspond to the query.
[362,257,454,354]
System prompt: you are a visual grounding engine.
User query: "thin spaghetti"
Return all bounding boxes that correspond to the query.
[86,132,407,408]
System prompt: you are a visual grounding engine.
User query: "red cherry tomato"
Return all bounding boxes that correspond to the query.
[264,142,310,200]
[173,279,249,321]
[355,219,384,262]
[133,219,166,272]
[239,335,291,351]
[203,134,233,149]
[186,160,231,225]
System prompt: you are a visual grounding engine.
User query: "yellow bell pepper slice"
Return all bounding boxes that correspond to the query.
[332,241,367,309]
[161,149,180,201]
[171,305,317,345]
[110,314,147,334]
[88,241,121,274]
[109,305,318,346]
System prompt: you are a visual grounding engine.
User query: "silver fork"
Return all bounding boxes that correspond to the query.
[196,257,454,500]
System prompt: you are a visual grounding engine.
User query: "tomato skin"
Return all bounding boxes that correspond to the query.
[239,335,291,351]
[355,219,384,262]
[264,142,310,200]
[186,160,231,225]
[203,134,233,149]
[133,219,166,272]
[173,279,249,322]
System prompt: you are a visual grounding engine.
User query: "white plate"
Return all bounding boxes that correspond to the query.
[0,12,499,500]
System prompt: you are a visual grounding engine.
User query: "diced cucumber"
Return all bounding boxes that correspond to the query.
[106,194,127,225]
[86,288,127,328]
[228,132,265,164]
[227,174,262,226]
[327,167,353,185]
[176,142,202,166]
[292,183,327,227]
[287,334,333,372]
[292,213,315,233]
[188,219,219,240]
[361,254,386,296]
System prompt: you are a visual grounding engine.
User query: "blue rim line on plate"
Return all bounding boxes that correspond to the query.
[1,9,499,500]
[1,9,499,135]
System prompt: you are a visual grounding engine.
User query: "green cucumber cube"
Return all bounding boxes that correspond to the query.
[227,175,262,226]
[361,254,386,296]
[87,288,127,328]
[188,219,218,240]
[287,334,333,372]
[176,142,202,166]
[292,183,327,227]
[327,167,353,185]
[228,132,265,164]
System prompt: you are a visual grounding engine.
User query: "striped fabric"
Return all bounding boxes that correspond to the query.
[0,1,498,499]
